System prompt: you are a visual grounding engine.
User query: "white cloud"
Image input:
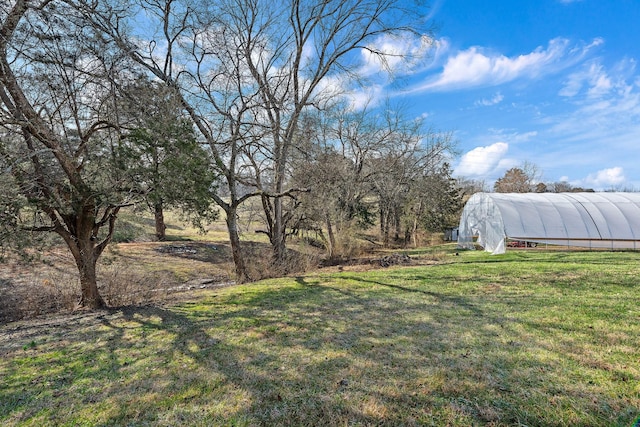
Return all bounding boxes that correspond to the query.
[538,60,640,192]
[550,63,640,144]
[588,73,613,97]
[347,84,385,111]
[344,33,434,110]
[360,33,433,77]
[512,131,538,143]
[560,62,613,98]
[584,167,626,188]
[485,128,538,144]
[496,157,519,171]
[476,92,504,106]
[561,58,637,101]
[455,142,509,177]
[411,37,602,93]
[560,70,586,98]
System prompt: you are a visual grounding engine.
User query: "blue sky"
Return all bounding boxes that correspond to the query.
[364,0,640,190]
[129,0,639,190]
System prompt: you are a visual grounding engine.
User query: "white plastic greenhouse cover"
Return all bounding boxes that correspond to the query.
[457,192,640,254]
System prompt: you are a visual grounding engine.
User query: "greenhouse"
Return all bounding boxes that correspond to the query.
[457,192,640,254]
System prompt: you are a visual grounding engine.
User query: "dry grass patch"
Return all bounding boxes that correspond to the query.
[0,240,236,323]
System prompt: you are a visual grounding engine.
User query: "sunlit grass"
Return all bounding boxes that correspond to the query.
[110,204,269,243]
[1,250,639,426]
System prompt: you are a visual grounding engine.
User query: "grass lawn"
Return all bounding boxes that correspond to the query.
[1,248,639,426]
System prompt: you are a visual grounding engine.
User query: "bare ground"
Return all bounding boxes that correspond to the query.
[0,239,432,326]
[0,241,236,325]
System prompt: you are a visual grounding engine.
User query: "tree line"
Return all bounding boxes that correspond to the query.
[0,0,463,309]
[493,163,595,193]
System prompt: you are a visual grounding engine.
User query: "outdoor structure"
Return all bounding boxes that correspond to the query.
[457,192,640,254]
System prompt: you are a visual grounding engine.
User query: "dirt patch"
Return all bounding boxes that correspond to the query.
[0,241,236,325]
[0,241,438,325]
[378,252,412,267]
[153,242,231,263]
[318,251,439,273]
[0,309,111,354]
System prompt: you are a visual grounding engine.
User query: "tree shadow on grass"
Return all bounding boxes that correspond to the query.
[0,298,401,425]
[290,274,639,426]
[95,302,424,426]
[1,276,638,426]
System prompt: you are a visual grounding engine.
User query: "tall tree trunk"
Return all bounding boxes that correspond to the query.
[63,220,105,310]
[271,128,291,269]
[326,215,336,260]
[380,205,390,246]
[272,195,286,267]
[154,200,166,241]
[56,201,120,310]
[226,207,250,283]
[74,244,104,309]
[394,208,401,242]
[412,200,422,248]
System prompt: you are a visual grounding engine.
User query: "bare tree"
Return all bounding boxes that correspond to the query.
[370,119,454,246]
[80,0,431,276]
[78,0,273,282]
[546,180,594,193]
[290,109,377,260]
[292,103,456,252]
[404,162,461,245]
[494,167,533,193]
[0,0,136,308]
[237,0,428,266]
[456,177,488,197]
[494,161,543,193]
